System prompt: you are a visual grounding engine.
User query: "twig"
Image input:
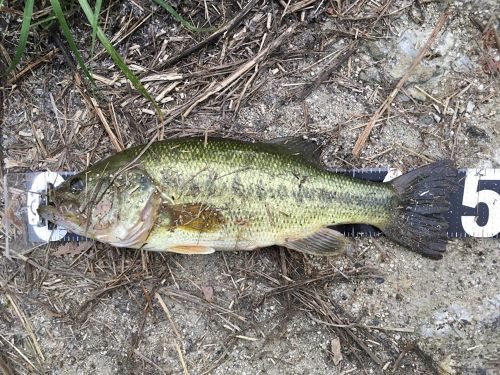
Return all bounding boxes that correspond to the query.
[155,293,182,341]
[89,97,123,152]
[352,7,452,156]
[308,316,415,333]
[153,0,259,71]
[109,102,125,149]
[73,72,123,152]
[398,145,434,163]
[296,41,358,100]
[234,65,260,114]
[284,0,316,14]
[6,49,58,85]
[175,342,189,375]
[133,349,168,375]
[413,85,443,105]
[155,293,189,375]
[182,24,296,117]
[92,13,153,62]
[392,341,415,372]
[5,294,45,366]
[0,334,37,372]
[0,351,15,375]
[160,287,247,322]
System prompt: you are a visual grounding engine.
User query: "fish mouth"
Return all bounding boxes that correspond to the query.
[37,204,86,236]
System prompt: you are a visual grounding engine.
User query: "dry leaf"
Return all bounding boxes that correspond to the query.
[201,286,214,303]
[331,337,343,366]
[53,241,93,257]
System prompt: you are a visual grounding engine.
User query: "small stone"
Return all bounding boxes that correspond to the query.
[452,55,475,73]
[465,125,488,140]
[388,56,436,83]
[358,66,381,83]
[366,42,389,60]
[407,86,428,102]
[420,115,435,125]
[466,101,475,113]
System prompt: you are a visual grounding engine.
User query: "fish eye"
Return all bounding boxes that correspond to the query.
[70,177,85,193]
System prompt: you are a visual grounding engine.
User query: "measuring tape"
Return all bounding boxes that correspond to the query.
[5,168,500,246]
[333,167,500,239]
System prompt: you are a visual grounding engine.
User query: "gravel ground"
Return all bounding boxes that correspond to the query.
[1,1,499,374]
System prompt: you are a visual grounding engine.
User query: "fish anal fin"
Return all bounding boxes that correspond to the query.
[284,228,348,256]
[168,245,216,254]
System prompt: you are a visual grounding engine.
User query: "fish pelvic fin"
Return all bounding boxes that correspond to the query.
[284,227,348,256]
[381,160,458,259]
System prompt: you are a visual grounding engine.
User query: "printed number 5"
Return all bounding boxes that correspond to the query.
[461,169,500,237]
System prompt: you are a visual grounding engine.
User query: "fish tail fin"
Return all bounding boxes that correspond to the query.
[381,160,458,259]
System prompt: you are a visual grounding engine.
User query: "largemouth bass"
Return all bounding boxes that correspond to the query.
[38,137,457,259]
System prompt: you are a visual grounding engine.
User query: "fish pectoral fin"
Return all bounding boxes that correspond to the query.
[163,203,225,233]
[167,245,216,255]
[284,228,348,256]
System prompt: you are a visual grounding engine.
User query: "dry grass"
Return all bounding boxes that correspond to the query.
[2,0,497,373]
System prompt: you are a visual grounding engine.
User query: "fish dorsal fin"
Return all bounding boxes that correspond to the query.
[284,227,348,256]
[267,136,324,167]
[168,245,216,254]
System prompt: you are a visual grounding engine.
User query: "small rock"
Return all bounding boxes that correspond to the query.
[201,286,214,303]
[466,101,475,113]
[330,337,343,366]
[366,42,389,60]
[407,86,428,102]
[397,30,419,57]
[420,115,435,125]
[358,66,381,83]
[465,125,488,140]
[435,31,455,56]
[452,55,475,73]
[388,56,436,83]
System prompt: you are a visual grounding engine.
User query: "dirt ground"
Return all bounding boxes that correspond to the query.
[1,0,499,374]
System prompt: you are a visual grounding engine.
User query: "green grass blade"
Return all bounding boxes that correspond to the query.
[90,0,102,57]
[152,0,217,33]
[50,0,95,86]
[5,0,34,76]
[31,15,57,28]
[78,0,162,117]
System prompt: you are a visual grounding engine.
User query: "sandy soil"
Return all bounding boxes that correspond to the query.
[1,1,499,374]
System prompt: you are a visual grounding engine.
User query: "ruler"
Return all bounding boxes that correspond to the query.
[332,167,500,239]
[3,168,500,249]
